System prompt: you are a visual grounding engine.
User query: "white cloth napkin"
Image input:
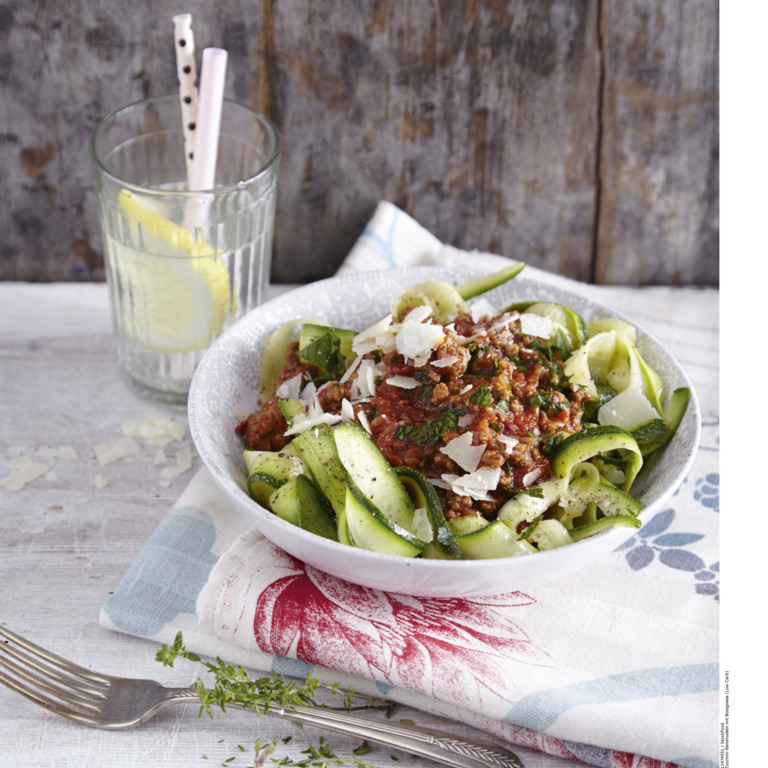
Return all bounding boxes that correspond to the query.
[102,201,720,768]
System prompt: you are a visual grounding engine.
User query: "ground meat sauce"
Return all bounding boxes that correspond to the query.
[237,309,588,521]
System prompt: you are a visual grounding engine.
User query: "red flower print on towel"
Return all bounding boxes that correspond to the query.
[251,547,553,709]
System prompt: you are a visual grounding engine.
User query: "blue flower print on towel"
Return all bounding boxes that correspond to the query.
[617,507,719,601]
[693,473,719,512]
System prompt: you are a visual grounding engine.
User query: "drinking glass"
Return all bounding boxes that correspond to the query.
[90,95,281,406]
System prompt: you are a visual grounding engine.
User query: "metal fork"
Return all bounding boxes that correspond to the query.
[0,626,524,768]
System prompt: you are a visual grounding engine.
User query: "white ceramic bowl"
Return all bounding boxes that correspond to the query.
[189,267,701,597]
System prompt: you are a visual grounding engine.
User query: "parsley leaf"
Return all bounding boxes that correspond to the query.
[469,385,493,406]
[395,408,460,446]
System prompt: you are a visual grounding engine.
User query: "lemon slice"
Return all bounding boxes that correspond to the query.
[113,191,232,353]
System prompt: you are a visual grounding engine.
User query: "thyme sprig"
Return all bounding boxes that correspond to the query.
[157,631,320,719]
[156,633,389,767]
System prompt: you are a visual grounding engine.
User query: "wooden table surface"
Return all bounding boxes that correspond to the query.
[0,281,578,768]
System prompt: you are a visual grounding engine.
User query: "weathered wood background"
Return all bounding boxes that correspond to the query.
[0,0,718,286]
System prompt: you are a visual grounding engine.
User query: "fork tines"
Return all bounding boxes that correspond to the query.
[0,626,109,723]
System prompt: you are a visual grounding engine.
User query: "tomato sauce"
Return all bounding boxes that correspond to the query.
[237,310,587,520]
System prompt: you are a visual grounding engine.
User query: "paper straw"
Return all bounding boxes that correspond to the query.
[172,13,199,186]
[188,47,228,192]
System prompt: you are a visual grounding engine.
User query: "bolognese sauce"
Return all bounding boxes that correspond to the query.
[236,308,587,522]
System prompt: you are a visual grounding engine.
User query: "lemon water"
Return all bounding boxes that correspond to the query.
[104,229,269,405]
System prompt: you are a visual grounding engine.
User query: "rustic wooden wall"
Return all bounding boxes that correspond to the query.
[0,0,718,286]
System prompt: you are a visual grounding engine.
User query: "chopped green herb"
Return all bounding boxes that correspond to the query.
[519,514,543,540]
[541,432,565,456]
[530,391,569,416]
[395,407,460,446]
[516,485,545,499]
[469,385,492,406]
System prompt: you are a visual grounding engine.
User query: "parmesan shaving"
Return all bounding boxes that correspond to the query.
[95,437,141,466]
[386,375,419,389]
[1,456,50,491]
[339,355,362,384]
[519,313,553,339]
[122,416,185,446]
[276,373,303,400]
[441,466,502,501]
[470,298,496,322]
[340,398,355,422]
[395,321,444,366]
[431,355,459,368]
[160,446,193,479]
[597,385,659,429]
[439,431,486,473]
[412,507,434,542]
[402,304,433,324]
[356,409,372,434]
[522,467,543,487]
[351,359,377,400]
[495,433,519,453]
[352,315,394,355]
[283,410,343,437]
[300,381,317,405]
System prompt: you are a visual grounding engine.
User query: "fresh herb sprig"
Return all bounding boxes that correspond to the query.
[156,633,389,767]
[157,632,320,719]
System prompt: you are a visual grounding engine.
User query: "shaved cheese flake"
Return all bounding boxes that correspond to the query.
[431,355,459,368]
[1,456,50,491]
[495,434,519,453]
[122,416,185,446]
[352,315,393,355]
[300,381,317,405]
[95,437,141,466]
[339,355,362,384]
[306,394,325,419]
[276,373,303,400]
[597,385,659,429]
[441,466,502,501]
[488,313,516,334]
[412,507,434,542]
[470,298,496,322]
[402,304,433,324]
[93,475,110,489]
[520,313,553,339]
[284,408,343,436]
[522,467,543,487]
[340,398,355,422]
[351,358,377,400]
[386,375,419,389]
[458,414,474,428]
[160,446,193,479]
[396,321,444,366]
[440,431,486,473]
[356,408,372,434]
[284,412,343,436]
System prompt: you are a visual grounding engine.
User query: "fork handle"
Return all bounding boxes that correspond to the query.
[232,699,525,768]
